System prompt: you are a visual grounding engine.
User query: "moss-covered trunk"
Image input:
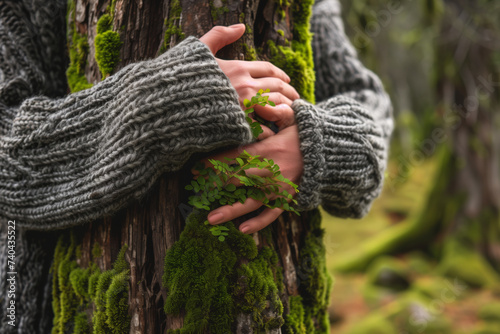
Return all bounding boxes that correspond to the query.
[336,0,500,284]
[56,0,331,333]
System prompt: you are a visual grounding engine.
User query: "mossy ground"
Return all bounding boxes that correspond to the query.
[324,155,500,333]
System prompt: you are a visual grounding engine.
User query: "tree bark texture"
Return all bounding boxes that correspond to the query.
[62,1,329,333]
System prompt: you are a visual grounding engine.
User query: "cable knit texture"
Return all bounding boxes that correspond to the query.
[0,0,392,332]
[1,34,253,230]
[293,0,393,217]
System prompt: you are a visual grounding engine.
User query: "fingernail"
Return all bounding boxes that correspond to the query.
[208,212,224,224]
[230,24,243,29]
[240,225,249,233]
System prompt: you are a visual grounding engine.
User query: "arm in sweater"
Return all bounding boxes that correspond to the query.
[0,1,252,230]
[293,0,394,217]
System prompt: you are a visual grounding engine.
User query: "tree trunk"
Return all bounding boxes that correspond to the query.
[54,1,330,333]
[335,0,500,282]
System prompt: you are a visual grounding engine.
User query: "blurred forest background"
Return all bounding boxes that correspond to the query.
[325,0,500,333]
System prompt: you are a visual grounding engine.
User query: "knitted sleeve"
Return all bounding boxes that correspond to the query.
[0,2,252,230]
[292,0,394,218]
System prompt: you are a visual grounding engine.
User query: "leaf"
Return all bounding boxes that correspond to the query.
[243,99,251,108]
[219,226,230,231]
[268,101,276,107]
[185,185,193,191]
[225,184,236,192]
[218,236,225,242]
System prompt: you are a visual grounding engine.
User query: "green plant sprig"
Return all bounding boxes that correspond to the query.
[244,88,276,138]
[185,89,299,241]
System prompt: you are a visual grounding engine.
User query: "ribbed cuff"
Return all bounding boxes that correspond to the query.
[292,99,325,211]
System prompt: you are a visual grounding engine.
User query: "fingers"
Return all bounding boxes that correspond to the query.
[245,61,290,83]
[257,124,275,140]
[239,78,299,102]
[253,103,295,128]
[207,198,263,224]
[199,24,245,55]
[239,208,284,234]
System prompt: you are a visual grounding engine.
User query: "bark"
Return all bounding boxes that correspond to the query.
[66,1,326,333]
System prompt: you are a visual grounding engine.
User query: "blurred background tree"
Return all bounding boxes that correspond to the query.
[325,0,500,333]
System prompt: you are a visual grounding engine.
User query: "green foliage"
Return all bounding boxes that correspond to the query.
[185,90,299,241]
[51,232,130,334]
[163,210,285,333]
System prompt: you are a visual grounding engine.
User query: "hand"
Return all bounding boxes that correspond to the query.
[199,24,299,129]
[204,125,303,234]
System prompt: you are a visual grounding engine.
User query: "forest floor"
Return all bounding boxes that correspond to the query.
[323,156,500,334]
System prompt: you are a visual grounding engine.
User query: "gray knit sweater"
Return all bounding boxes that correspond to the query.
[0,0,392,332]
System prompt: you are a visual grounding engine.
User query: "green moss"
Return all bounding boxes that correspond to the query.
[479,302,500,323]
[295,209,332,334]
[277,29,285,37]
[105,270,131,334]
[366,256,411,292]
[95,30,122,78]
[73,312,91,334]
[160,0,185,54]
[283,296,307,334]
[88,270,101,299]
[66,0,93,92]
[163,210,285,333]
[51,232,79,334]
[210,0,229,22]
[51,234,130,334]
[267,0,315,103]
[97,14,112,34]
[92,243,102,260]
[347,313,397,334]
[235,247,284,329]
[70,268,91,301]
[438,240,500,288]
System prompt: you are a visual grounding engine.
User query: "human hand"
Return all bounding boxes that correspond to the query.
[199,24,299,129]
[203,125,303,234]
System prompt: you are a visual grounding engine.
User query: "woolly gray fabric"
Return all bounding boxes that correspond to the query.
[0,0,393,332]
[293,0,393,217]
[0,36,253,230]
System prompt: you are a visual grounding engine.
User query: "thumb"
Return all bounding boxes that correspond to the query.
[199,24,246,55]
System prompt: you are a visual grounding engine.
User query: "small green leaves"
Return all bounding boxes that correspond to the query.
[184,90,299,241]
[244,89,275,139]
